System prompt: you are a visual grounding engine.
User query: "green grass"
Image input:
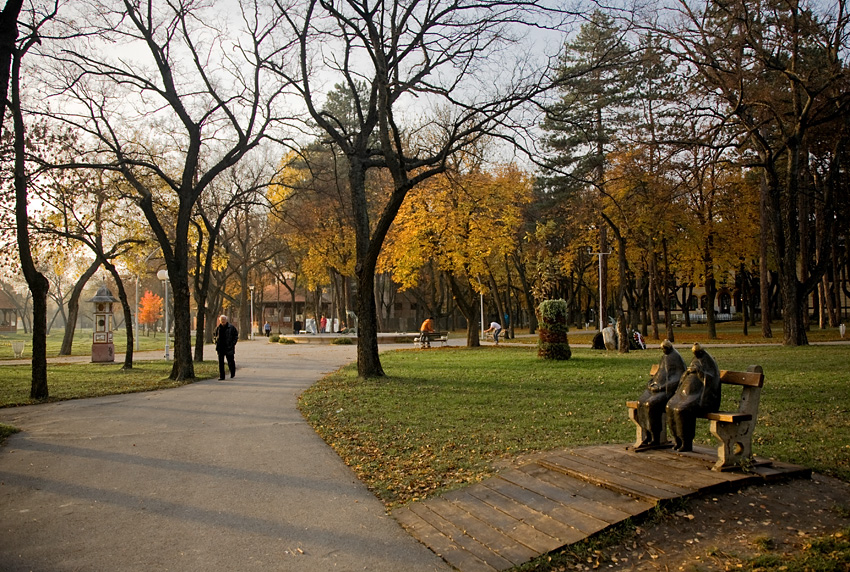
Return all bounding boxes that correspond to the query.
[298,345,850,508]
[0,360,220,407]
[0,328,172,360]
[510,320,850,346]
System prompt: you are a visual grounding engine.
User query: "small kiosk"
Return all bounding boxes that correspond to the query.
[89,285,119,363]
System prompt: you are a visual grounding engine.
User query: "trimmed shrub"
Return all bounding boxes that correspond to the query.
[269,334,280,343]
[278,337,296,344]
[537,299,571,360]
[331,337,353,345]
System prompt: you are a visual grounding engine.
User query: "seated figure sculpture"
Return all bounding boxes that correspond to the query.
[666,343,721,452]
[636,340,686,447]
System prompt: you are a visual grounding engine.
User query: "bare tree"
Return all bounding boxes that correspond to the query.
[5,2,60,399]
[270,0,569,377]
[39,1,294,378]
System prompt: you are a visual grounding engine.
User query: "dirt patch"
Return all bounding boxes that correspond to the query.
[555,473,850,571]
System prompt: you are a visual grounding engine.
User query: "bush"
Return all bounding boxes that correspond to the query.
[537,299,571,360]
[331,337,353,345]
[269,334,280,343]
[278,337,296,344]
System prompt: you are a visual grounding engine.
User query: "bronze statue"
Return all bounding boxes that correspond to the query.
[636,340,686,447]
[666,343,721,452]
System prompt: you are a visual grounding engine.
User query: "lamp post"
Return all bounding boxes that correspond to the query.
[588,248,611,331]
[249,285,255,340]
[157,269,169,359]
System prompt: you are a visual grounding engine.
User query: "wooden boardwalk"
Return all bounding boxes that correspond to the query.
[393,444,810,572]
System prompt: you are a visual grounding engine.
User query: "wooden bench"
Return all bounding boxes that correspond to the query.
[414,331,448,348]
[626,364,764,471]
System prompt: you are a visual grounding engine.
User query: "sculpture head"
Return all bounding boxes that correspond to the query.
[661,339,673,354]
[691,342,704,357]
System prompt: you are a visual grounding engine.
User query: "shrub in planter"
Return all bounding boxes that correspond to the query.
[269,334,280,343]
[331,337,353,345]
[278,337,296,344]
[537,299,571,360]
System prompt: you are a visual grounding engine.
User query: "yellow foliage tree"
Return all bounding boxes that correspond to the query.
[380,162,533,345]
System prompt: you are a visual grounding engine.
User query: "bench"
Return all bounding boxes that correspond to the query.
[414,331,448,348]
[626,364,764,471]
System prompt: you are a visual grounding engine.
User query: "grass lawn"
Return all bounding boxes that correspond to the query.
[536,320,849,346]
[298,344,850,509]
[0,328,172,360]
[0,360,220,407]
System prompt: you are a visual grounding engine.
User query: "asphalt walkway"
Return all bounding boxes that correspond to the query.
[0,341,450,572]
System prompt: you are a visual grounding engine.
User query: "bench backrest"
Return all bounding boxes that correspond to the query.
[649,363,763,387]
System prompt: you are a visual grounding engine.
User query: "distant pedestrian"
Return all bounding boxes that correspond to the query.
[263,321,271,337]
[483,321,502,345]
[214,315,238,380]
[320,315,327,334]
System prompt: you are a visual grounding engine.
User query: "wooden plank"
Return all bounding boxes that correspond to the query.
[720,369,764,387]
[540,452,692,502]
[519,463,656,517]
[444,488,563,555]
[704,411,752,423]
[504,466,646,524]
[394,506,498,572]
[486,472,614,536]
[406,502,502,572]
[476,480,588,545]
[464,485,568,553]
[427,496,538,567]
[576,446,725,491]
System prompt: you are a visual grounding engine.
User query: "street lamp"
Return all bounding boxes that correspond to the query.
[157,269,169,359]
[249,285,255,340]
[588,248,611,331]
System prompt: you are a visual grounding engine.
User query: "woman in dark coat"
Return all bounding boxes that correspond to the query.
[666,343,721,451]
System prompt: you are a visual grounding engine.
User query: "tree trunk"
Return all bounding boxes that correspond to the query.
[649,249,659,340]
[759,174,773,338]
[104,261,134,369]
[13,52,48,398]
[355,266,383,377]
[60,259,101,355]
[705,234,717,339]
[512,252,538,334]
[446,273,480,347]
[662,237,674,342]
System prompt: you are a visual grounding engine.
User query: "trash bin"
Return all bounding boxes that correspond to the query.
[11,341,25,358]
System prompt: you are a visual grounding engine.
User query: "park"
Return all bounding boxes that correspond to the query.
[0,322,848,571]
[0,0,849,570]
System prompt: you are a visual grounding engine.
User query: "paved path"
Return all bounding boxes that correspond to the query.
[0,341,450,572]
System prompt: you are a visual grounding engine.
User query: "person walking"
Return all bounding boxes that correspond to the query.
[214,315,239,380]
[263,321,271,337]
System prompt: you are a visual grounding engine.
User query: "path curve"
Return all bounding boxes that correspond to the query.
[0,341,450,572]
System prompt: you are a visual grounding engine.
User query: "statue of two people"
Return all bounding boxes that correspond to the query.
[636,342,721,452]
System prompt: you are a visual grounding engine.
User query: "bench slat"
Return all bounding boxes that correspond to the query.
[719,369,764,388]
[703,411,752,423]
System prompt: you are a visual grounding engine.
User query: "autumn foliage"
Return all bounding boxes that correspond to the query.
[138,290,163,336]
